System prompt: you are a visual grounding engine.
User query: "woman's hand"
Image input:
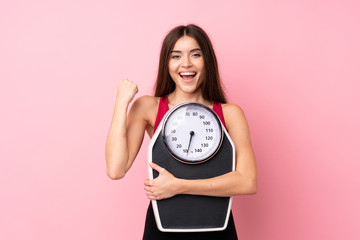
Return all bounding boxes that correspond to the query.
[144,163,181,200]
[116,79,138,105]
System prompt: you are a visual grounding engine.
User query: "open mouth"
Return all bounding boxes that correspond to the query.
[179,72,197,80]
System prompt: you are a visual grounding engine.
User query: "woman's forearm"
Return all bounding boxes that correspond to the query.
[145,162,257,200]
[105,97,130,179]
[177,171,257,197]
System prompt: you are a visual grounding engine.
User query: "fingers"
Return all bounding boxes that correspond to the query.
[145,163,175,200]
[144,179,154,188]
[121,79,138,93]
[144,178,155,191]
[144,184,162,200]
[145,191,163,200]
[149,162,165,174]
[144,178,150,185]
[144,172,163,200]
[117,79,138,103]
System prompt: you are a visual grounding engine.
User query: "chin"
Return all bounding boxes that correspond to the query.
[180,85,201,94]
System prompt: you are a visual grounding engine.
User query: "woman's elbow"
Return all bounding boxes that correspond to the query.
[106,168,126,180]
[235,178,257,195]
[247,182,257,195]
[246,178,257,195]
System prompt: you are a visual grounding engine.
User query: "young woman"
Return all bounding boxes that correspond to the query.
[105,24,257,239]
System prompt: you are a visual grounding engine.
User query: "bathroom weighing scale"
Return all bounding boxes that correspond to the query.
[148,102,235,232]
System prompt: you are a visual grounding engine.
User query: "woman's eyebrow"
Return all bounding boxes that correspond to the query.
[170,48,202,53]
[190,48,202,52]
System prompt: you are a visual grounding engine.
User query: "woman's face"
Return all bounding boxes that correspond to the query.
[168,36,205,94]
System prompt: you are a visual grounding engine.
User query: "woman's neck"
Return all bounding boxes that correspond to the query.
[167,89,212,108]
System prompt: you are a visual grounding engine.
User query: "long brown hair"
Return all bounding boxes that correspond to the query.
[154,24,227,103]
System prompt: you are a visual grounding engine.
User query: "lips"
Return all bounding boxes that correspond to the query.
[179,72,197,81]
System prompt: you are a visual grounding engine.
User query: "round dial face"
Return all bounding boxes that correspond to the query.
[162,102,223,164]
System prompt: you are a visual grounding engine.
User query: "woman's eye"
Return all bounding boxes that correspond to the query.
[171,55,180,59]
[192,53,201,58]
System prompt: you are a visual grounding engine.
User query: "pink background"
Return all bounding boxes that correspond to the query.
[1,0,359,239]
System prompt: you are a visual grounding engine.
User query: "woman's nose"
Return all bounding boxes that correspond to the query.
[182,56,193,67]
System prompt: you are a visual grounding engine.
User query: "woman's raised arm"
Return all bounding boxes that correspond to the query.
[105,79,148,179]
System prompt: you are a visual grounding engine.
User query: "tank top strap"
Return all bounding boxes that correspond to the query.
[153,96,169,133]
[213,102,227,129]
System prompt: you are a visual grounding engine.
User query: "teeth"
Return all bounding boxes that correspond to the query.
[180,72,196,76]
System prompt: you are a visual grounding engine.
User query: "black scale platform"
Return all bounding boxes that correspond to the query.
[150,131,234,231]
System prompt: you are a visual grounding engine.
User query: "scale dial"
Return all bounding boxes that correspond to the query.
[162,102,224,164]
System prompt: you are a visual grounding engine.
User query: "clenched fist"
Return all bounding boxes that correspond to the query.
[116,79,138,104]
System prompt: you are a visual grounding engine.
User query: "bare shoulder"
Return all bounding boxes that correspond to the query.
[133,95,159,109]
[222,103,246,120]
[221,103,249,131]
[130,95,159,122]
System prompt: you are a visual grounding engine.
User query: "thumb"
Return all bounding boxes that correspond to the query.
[149,162,165,174]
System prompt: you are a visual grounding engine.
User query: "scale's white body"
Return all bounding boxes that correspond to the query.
[148,103,236,232]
